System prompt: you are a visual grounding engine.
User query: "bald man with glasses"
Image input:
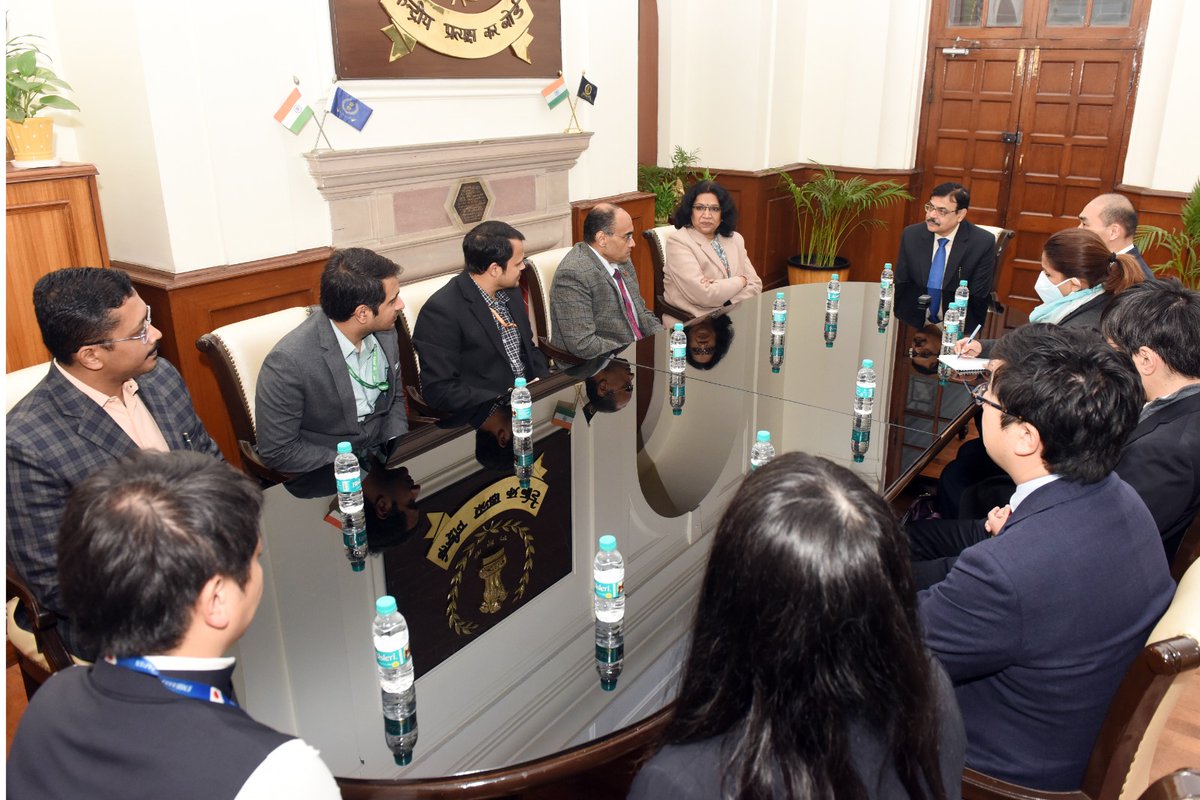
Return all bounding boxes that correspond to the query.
[7,267,221,661]
[894,182,997,334]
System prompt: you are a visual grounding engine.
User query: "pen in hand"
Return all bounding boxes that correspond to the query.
[963,324,982,347]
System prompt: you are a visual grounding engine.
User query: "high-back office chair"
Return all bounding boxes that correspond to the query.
[523,246,573,342]
[641,225,693,323]
[962,559,1200,800]
[196,306,311,484]
[6,361,51,413]
[976,224,1016,339]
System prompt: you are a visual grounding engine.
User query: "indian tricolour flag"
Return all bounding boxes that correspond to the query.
[541,77,568,109]
[274,88,314,134]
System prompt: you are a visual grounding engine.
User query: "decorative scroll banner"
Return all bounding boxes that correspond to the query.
[380,0,535,63]
[424,454,548,568]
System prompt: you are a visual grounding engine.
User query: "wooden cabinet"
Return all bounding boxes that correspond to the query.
[6,163,110,371]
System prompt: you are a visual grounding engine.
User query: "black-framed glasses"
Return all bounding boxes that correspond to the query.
[962,379,1014,418]
[924,202,958,217]
[84,305,152,347]
[692,204,721,214]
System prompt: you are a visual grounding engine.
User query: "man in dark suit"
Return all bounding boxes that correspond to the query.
[256,248,408,474]
[918,324,1174,791]
[1103,279,1200,561]
[6,267,222,659]
[549,203,661,359]
[1078,192,1155,279]
[894,182,996,333]
[412,220,549,429]
[8,452,340,798]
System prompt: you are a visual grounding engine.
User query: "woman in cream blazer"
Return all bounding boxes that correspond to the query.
[663,180,763,318]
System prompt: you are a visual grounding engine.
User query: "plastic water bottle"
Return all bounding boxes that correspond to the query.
[938,307,961,386]
[824,273,841,348]
[852,359,876,463]
[955,279,970,309]
[669,324,686,374]
[877,279,893,334]
[334,441,364,515]
[374,595,417,765]
[881,262,895,291]
[342,510,368,573]
[669,371,685,416]
[770,292,787,373]
[750,430,775,470]
[593,535,625,691]
[512,377,533,488]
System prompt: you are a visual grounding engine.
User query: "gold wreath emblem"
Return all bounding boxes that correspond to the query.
[446,518,534,636]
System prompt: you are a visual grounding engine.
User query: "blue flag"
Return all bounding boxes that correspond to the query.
[331,87,373,131]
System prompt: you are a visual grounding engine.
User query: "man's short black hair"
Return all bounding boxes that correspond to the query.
[583,204,618,245]
[990,324,1142,483]
[57,451,263,658]
[931,182,969,211]
[33,267,135,364]
[1102,278,1200,379]
[319,248,402,322]
[463,220,525,275]
[585,374,619,413]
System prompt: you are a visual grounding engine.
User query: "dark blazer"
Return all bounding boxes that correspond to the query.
[628,659,965,800]
[255,308,408,474]
[1128,244,1154,280]
[6,359,221,656]
[1116,390,1200,561]
[918,474,1174,791]
[976,291,1111,358]
[411,270,549,427]
[895,219,996,334]
[549,242,661,359]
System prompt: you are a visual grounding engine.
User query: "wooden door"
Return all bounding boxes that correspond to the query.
[1001,48,1135,314]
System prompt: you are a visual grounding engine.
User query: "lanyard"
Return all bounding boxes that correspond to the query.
[347,343,390,391]
[108,655,239,707]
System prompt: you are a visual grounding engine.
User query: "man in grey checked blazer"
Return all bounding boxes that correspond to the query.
[550,204,661,359]
[7,268,221,659]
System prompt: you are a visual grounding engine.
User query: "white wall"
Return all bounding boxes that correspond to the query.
[1124,0,1200,193]
[9,0,638,272]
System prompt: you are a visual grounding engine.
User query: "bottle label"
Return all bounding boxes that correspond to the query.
[515,451,534,467]
[855,383,875,399]
[670,385,684,399]
[671,346,685,357]
[595,642,624,663]
[852,429,870,443]
[343,528,367,549]
[772,311,786,323]
[825,323,837,334]
[385,714,417,735]
[827,291,840,302]
[376,642,411,669]
[594,577,625,600]
[512,406,532,421]
[770,345,784,358]
[336,475,361,493]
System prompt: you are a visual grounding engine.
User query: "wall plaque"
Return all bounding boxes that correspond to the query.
[452,180,490,225]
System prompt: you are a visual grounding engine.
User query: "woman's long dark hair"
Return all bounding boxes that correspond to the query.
[662,452,947,800]
[671,179,738,237]
[1043,228,1144,297]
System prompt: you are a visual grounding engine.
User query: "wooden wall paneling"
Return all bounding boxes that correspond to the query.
[6,164,110,371]
[1120,184,1192,277]
[123,248,332,463]
[570,192,657,308]
[636,0,659,165]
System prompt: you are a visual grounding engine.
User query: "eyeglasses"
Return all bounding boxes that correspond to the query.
[606,231,635,242]
[963,380,1014,417]
[924,202,958,217]
[690,345,716,356]
[84,305,153,348]
[692,204,722,214]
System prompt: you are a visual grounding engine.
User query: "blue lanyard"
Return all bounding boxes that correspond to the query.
[109,656,239,708]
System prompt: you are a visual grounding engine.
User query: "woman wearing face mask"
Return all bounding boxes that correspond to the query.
[956,228,1144,358]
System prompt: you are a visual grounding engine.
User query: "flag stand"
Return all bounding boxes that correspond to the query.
[564,96,583,135]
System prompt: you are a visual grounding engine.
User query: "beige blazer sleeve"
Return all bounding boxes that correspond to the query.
[663,228,762,318]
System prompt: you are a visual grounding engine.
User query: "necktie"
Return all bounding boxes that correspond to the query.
[927,237,949,323]
[612,268,643,339]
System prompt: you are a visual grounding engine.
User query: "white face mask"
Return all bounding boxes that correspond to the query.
[1034,271,1075,304]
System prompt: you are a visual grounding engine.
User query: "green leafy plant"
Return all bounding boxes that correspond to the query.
[779,163,913,268]
[638,145,713,223]
[6,35,79,123]
[1135,178,1200,289]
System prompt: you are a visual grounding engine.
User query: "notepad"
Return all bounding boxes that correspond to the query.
[938,354,989,374]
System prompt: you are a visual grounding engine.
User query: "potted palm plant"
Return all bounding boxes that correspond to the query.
[6,35,78,168]
[1135,178,1199,289]
[779,164,912,284]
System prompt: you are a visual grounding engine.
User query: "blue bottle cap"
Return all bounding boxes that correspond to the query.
[862,359,874,369]
[599,534,617,552]
[514,377,527,388]
[831,273,839,280]
[756,430,770,442]
[337,441,352,453]
[673,323,683,331]
[394,751,412,766]
[376,595,397,615]
[350,560,365,573]
[600,678,617,691]
[960,280,969,286]
[775,291,785,299]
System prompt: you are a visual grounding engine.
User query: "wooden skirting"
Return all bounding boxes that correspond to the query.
[122,248,332,461]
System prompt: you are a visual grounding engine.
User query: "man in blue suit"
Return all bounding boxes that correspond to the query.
[918,324,1175,791]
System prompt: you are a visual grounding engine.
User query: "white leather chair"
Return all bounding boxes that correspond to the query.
[6,361,52,413]
[523,246,573,341]
[641,224,693,321]
[196,306,311,482]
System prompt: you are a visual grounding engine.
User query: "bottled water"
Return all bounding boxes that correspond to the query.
[669,323,686,374]
[750,430,775,470]
[938,306,961,386]
[852,359,876,463]
[593,535,625,691]
[877,279,893,334]
[334,441,364,515]
[955,279,970,309]
[881,262,895,291]
[769,332,785,373]
[771,292,788,335]
[342,509,368,573]
[373,595,417,764]
[512,377,533,488]
[669,371,685,416]
[824,273,841,348]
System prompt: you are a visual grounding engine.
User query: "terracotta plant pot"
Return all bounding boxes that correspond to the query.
[787,254,851,286]
[6,118,56,165]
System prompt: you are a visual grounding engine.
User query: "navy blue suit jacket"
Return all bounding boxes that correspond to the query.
[895,218,996,334]
[918,473,1174,790]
